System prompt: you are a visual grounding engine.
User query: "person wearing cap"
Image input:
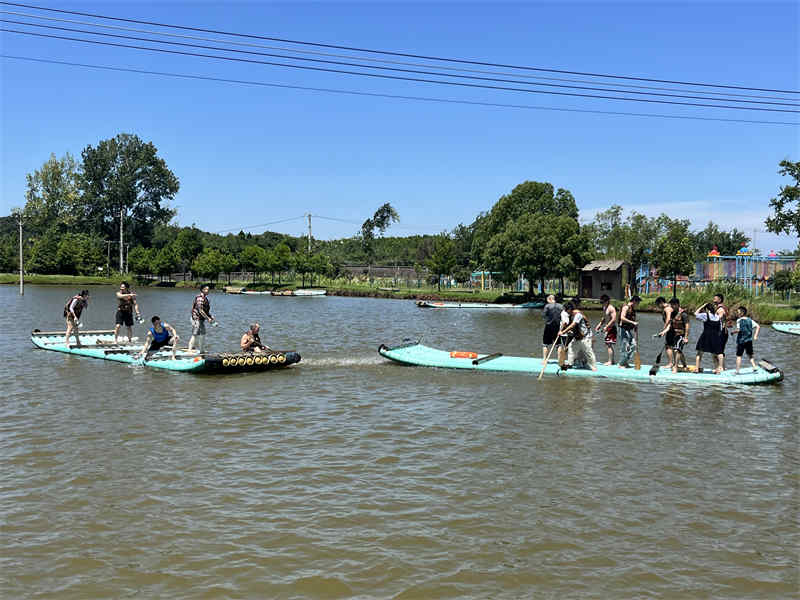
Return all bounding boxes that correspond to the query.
[240,323,270,353]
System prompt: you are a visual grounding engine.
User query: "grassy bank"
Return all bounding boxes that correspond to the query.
[0,273,123,286]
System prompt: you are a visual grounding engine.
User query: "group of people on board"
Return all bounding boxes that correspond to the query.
[62,283,271,360]
[541,292,760,375]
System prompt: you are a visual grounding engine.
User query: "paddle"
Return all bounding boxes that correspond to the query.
[634,329,641,370]
[648,333,662,376]
[538,339,558,380]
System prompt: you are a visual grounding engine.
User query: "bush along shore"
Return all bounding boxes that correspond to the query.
[3,274,797,323]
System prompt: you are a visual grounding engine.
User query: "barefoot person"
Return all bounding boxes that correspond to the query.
[694,300,723,373]
[595,294,617,365]
[731,306,760,374]
[136,316,179,360]
[64,289,90,347]
[188,285,216,354]
[618,295,640,368]
[240,323,270,353]
[656,298,691,372]
[541,294,563,362]
[114,281,142,344]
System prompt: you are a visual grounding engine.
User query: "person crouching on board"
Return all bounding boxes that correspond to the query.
[731,306,760,374]
[136,316,178,361]
[559,302,597,371]
[64,289,89,347]
[114,281,142,344]
[241,323,271,353]
[188,285,216,354]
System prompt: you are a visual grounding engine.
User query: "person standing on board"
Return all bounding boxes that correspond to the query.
[656,298,690,372]
[654,296,676,369]
[136,316,179,360]
[188,285,216,354]
[617,295,640,368]
[713,293,730,372]
[559,302,597,371]
[731,306,760,374]
[114,281,142,344]
[64,289,89,347]
[541,294,563,362]
[694,301,723,373]
[595,294,618,365]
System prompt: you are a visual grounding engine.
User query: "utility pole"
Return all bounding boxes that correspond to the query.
[119,206,124,274]
[105,240,112,275]
[16,211,23,295]
[307,213,312,254]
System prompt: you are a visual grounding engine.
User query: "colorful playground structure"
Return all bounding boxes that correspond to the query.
[637,246,797,296]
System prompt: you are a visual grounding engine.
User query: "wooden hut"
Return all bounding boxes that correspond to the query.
[580,259,631,300]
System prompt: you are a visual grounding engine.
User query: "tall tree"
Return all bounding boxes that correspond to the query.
[652,222,695,298]
[765,159,800,237]
[360,203,399,278]
[80,133,179,252]
[23,153,82,234]
[426,234,457,291]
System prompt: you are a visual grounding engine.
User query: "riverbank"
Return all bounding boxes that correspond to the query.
[4,274,798,322]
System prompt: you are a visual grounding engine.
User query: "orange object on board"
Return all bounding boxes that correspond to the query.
[450,351,478,359]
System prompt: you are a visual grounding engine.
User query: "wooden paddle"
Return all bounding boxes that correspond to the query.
[634,330,641,370]
[538,339,558,380]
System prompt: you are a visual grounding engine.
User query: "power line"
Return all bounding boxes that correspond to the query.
[2,1,796,94]
[213,215,306,234]
[3,15,797,107]
[3,28,798,114]
[4,55,797,126]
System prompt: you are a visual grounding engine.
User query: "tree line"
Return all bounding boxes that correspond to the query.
[2,133,797,292]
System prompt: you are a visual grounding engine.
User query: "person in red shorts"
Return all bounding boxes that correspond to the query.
[595,294,617,365]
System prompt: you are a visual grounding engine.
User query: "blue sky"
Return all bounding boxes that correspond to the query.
[1,1,798,251]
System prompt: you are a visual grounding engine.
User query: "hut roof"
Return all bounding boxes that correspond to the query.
[581,259,627,272]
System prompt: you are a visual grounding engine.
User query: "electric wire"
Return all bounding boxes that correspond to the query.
[4,55,797,126]
[1,1,796,94]
[214,215,306,234]
[2,9,796,103]
[3,18,796,107]
[3,28,798,114]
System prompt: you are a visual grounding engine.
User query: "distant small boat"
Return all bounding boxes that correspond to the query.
[416,300,544,309]
[292,289,327,296]
[241,290,272,295]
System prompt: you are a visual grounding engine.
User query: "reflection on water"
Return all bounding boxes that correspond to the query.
[1,285,798,598]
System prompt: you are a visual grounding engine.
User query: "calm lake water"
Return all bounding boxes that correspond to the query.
[1,284,798,599]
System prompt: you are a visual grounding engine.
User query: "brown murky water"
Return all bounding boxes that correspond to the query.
[2,285,798,598]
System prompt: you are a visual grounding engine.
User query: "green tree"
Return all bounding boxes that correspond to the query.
[765,159,800,237]
[23,153,82,234]
[690,222,749,259]
[772,269,795,295]
[294,251,312,287]
[56,233,103,275]
[152,245,177,280]
[127,245,154,276]
[80,133,179,248]
[426,234,457,291]
[652,222,695,298]
[191,248,224,282]
[272,243,293,284]
[360,203,399,278]
[172,227,204,277]
[239,244,266,282]
[28,228,60,274]
[219,252,238,284]
[310,253,332,286]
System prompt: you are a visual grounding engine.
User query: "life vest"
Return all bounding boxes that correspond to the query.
[118,291,134,312]
[620,303,637,330]
[571,311,591,340]
[63,295,85,318]
[191,294,210,320]
[150,325,171,343]
[670,309,688,336]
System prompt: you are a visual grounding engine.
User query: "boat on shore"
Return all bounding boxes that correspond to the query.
[378,341,783,386]
[32,330,300,373]
[772,321,800,336]
[416,300,545,309]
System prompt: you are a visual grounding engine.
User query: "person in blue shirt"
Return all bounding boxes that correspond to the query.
[731,306,760,374]
[136,316,179,360]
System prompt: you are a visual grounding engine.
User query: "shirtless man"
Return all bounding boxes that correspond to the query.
[595,294,617,365]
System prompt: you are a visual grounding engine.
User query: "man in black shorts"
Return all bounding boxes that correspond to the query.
[114,281,142,344]
[541,294,563,361]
